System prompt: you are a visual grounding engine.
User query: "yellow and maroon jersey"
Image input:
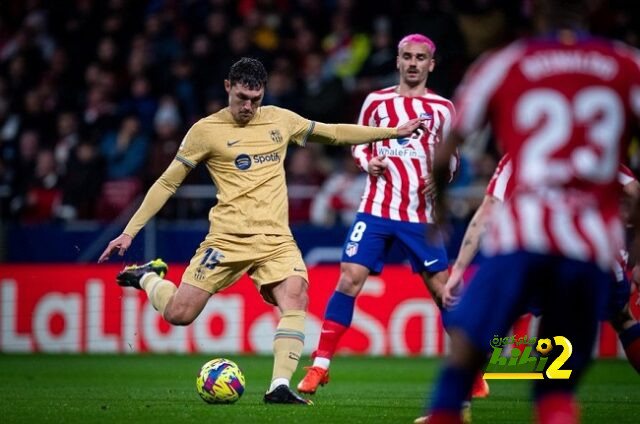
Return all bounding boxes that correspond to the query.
[176,106,314,236]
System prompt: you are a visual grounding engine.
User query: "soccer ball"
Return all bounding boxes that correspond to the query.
[196,358,245,404]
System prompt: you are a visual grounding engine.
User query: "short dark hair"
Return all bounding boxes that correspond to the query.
[534,0,587,29]
[228,57,267,90]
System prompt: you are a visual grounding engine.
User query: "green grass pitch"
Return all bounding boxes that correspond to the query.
[0,355,637,423]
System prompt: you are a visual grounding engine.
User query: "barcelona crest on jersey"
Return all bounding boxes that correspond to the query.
[270,129,283,143]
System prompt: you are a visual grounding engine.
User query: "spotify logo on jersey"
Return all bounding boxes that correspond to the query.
[235,154,252,170]
[235,152,281,170]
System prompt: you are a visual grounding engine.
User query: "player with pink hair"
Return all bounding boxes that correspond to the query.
[296,33,488,401]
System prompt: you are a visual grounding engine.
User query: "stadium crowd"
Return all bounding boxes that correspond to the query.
[0,0,638,225]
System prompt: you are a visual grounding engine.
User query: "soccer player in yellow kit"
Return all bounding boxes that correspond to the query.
[98,57,424,404]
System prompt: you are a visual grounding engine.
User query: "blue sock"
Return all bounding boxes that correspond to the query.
[429,365,475,413]
[619,322,640,348]
[324,291,356,327]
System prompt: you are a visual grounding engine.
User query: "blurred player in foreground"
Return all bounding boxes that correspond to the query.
[417,0,640,422]
[296,33,492,399]
[97,57,425,405]
[444,155,640,375]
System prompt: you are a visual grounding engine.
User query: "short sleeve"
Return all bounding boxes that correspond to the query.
[175,121,209,168]
[618,164,636,186]
[280,108,315,146]
[486,155,512,201]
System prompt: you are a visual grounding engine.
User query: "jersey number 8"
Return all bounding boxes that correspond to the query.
[349,221,367,242]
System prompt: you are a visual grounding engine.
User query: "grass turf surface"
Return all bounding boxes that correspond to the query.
[0,355,637,423]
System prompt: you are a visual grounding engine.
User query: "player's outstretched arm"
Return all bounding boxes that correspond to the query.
[443,194,497,309]
[308,118,424,146]
[98,160,190,262]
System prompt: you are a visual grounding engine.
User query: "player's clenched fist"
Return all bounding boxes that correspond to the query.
[98,233,133,262]
[367,155,388,177]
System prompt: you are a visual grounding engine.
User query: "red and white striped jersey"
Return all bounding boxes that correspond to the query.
[486,156,637,202]
[485,154,514,202]
[454,34,640,268]
[353,86,457,223]
[486,156,637,275]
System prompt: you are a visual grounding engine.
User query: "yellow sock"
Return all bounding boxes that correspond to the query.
[272,310,306,383]
[141,273,176,315]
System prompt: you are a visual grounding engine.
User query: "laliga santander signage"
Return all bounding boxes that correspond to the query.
[0,265,447,354]
[0,265,636,356]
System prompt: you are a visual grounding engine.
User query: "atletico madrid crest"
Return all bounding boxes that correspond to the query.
[345,242,359,257]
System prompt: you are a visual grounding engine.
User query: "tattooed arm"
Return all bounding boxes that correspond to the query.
[442,194,498,308]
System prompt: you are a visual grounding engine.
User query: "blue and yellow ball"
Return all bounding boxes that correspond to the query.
[196,358,245,404]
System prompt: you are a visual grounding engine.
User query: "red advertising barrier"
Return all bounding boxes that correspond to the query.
[0,264,637,356]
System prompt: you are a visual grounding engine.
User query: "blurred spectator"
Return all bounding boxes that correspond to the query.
[148,95,181,182]
[289,26,318,66]
[356,17,397,92]
[5,55,33,101]
[0,158,11,219]
[119,76,158,134]
[144,12,182,65]
[454,0,508,61]
[53,111,80,174]
[245,8,280,52]
[0,76,19,145]
[205,10,230,51]
[321,12,371,84]
[20,88,54,138]
[301,51,346,123]
[191,34,218,107]
[22,9,55,60]
[44,47,76,109]
[57,141,104,220]
[287,146,326,225]
[263,68,300,111]
[100,115,148,181]
[127,35,152,80]
[399,0,468,97]
[95,37,120,72]
[97,115,146,220]
[10,130,40,215]
[310,151,367,227]
[170,58,198,123]
[83,85,116,134]
[21,149,61,223]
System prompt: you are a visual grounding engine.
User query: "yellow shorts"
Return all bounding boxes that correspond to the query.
[181,233,308,305]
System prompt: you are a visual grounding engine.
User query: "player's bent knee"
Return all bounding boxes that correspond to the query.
[290,283,309,307]
[163,306,197,326]
[273,276,309,310]
[337,264,368,295]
